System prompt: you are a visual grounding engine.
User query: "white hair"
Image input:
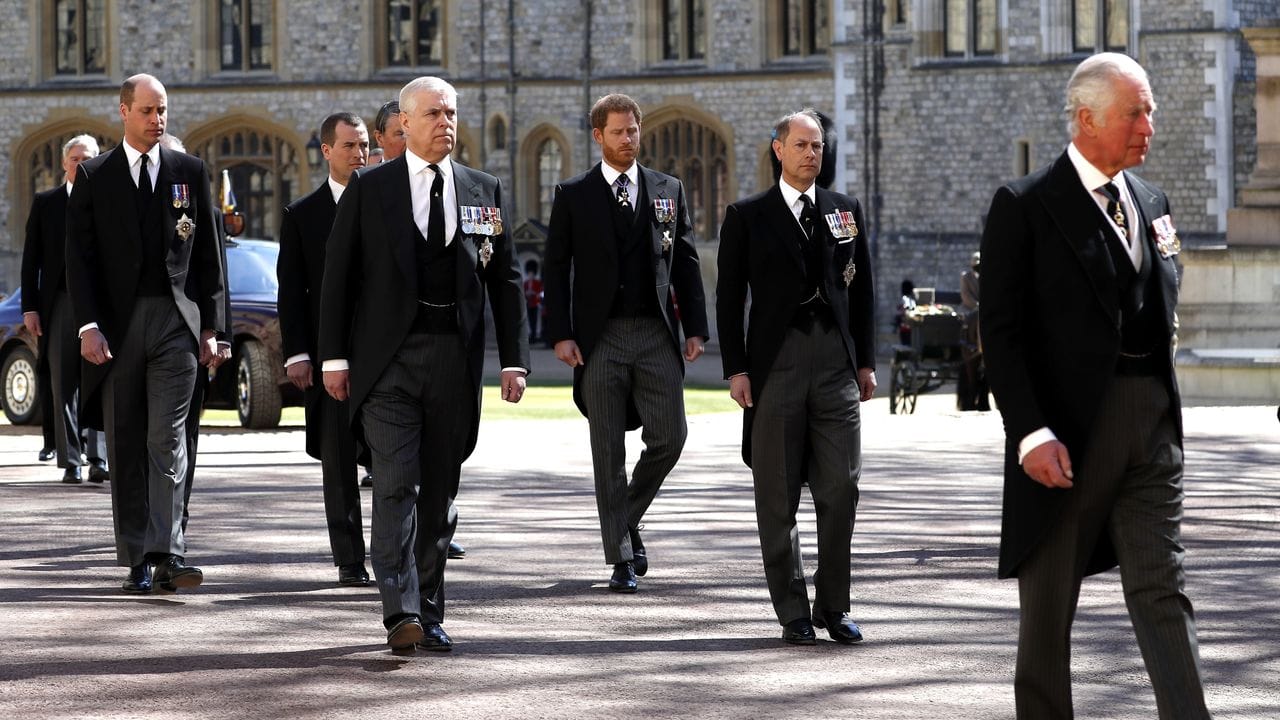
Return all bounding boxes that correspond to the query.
[399,76,458,115]
[1064,52,1150,136]
[158,133,185,152]
[62,134,100,159]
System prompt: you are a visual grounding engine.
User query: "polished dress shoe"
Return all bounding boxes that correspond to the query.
[338,563,371,586]
[361,472,373,488]
[608,561,637,593]
[813,612,863,644]
[87,459,109,484]
[447,541,466,559]
[386,616,424,651]
[782,618,817,645]
[416,623,453,652]
[153,556,203,591]
[38,448,55,462]
[629,527,647,577]
[61,466,82,484]
[122,563,153,594]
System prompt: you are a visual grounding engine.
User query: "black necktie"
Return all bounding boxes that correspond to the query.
[427,163,445,248]
[136,153,152,219]
[798,194,817,240]
[615,174,634,219]
[1099,182,1129,247]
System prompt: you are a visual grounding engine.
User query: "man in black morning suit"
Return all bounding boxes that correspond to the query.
[543,93,708,593]
[320,76,529,652]
[980,53,1210,719]
[277,112,373,587]
[21,134,108,484]
[717,109,876,646]
[65,74,228,595]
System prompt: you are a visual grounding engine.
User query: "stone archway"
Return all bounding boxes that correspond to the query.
[639,106,734,244]
[184,117,305,241]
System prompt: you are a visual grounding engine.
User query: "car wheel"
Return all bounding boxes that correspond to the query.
[236,340,282,429]
[2,346,43,426]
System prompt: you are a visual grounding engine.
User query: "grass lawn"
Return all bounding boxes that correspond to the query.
[199,384,738,427]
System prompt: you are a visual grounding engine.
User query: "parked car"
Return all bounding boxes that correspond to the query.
[0,238,300,428]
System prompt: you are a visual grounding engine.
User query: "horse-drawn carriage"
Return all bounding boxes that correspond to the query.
[888,299,974,415]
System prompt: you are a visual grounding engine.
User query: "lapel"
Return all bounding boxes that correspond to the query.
[588,164,620,265]
[452,162,484,279]
[762,184,807,274]
[373,157,416,290]
[156,147,181,254]
[1038,151,1119,327]
[1124,171,1178,323]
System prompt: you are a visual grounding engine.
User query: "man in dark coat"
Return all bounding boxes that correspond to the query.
[543,93,708,594]
[980,53,1210,719]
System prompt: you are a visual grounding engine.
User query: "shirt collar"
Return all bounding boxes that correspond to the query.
[1067,142,1129,196]
[327,175,346,204]
[779,178,816,210]
[600,161,638,190]
[122,140,160,172]
[65,181,74,196]
[405,149,451,180]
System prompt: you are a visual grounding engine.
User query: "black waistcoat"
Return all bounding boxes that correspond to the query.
[415,223,458,305]
[136,185,170,296]
[610,182,660,318]
[1102,230,1164,356]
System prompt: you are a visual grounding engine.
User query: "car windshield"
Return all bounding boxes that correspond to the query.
[227,242,279,295]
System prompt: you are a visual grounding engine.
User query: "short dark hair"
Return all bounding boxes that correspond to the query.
[771,108,823,145]
[120,73,162,108]
[375,100,400,134]
[320,112,365,147]
[589,93,642,131]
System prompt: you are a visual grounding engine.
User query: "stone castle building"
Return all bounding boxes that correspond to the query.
[0,1,1267,343]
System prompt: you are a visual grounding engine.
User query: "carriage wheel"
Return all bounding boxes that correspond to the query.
[891,359,917,415]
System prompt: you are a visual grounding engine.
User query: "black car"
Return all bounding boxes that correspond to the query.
[0,238,300,428]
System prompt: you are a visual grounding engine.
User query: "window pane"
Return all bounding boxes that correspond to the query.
[250,0,272,69]
[784,0,802,55]
[55,0,80,74]
[663,0,680,60]
[387,0,412,66]
[417,0,442,66]
[84,0,105,73]
[537,140,562,223]
[1074,0,1097,52]
[813,0,829,53]
[220,0,242,70]
[975,0,996,55]
[689,0,705,59]
[944,0,966,56]
[1105,0,1127,51]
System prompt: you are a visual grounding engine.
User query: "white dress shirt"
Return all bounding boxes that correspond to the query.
[778,178,817,232]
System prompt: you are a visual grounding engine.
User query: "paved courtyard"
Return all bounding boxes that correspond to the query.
[0,381,1276,719]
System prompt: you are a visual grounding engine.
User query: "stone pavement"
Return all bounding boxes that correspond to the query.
[0,388,1276,719]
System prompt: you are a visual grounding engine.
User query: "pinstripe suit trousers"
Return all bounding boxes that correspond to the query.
[1015,375,1210,720]
[580,317,687,565]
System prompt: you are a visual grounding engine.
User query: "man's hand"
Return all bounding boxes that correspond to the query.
[554,339,584,368]
[286,360,313,390]
[324,369,350,401]
[198,330,219,367]
[1022,440,1075,489]
[857,368,877,402]
[729,374,753,409]
[213,343,232,369]
[22,312,42,337]
[80,328,112,365]
[500,370,526,403]
[684,337,705,363]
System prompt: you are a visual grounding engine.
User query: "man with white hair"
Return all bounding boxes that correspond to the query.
[21,134,109,484]
[320,76,529,652]
[980,53,1211,718]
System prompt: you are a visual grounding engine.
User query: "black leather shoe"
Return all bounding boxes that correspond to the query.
[122,563,152,594]
[629,527,647,577]
[416,623,453,652]
[153,556,203,591]
[608,561,637,593]
[87,459,109,484]
[38,448,55,462]
[813,612,863,644]
[337,563,371,586]
[447,541,466,559]
[61,466,82,484]
[782,618,817,645]
[361,473,373,488]
[386,616,424,651]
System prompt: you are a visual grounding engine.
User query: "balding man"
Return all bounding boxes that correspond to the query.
[717,108,876,646]
[319,76,529,652]
[980,53,1211,718]
[22,134,109,484]
[66,74,228,595]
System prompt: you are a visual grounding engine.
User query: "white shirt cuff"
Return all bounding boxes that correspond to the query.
[285,353,311,367]
[22,311,37,317]
[501,367,528,375]
[1018,427,1058,464]
[322,359,349,372]
[78,322,99,338]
